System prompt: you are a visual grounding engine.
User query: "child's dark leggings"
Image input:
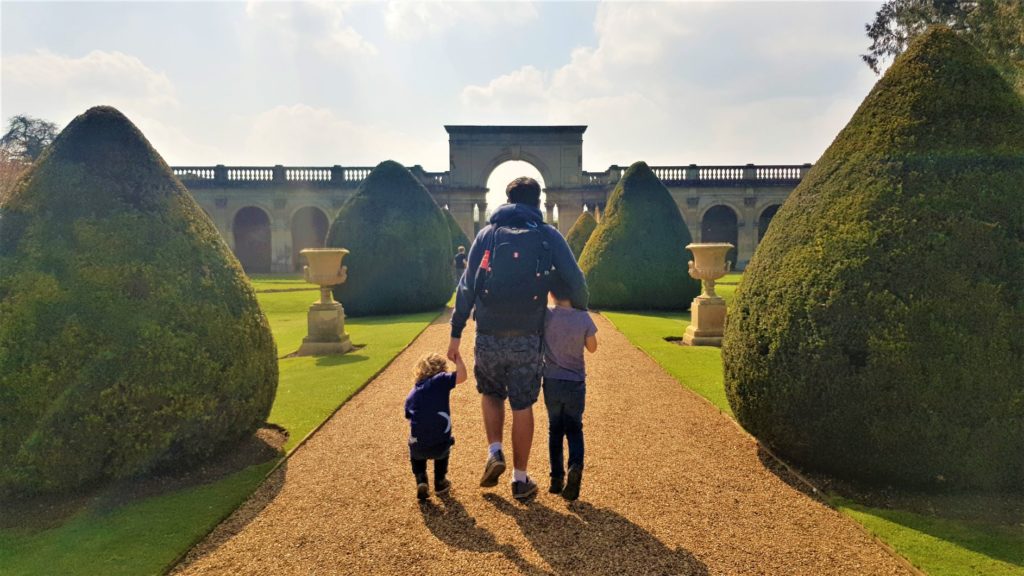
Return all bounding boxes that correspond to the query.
[411,455,449,482]
[543,377,586,478]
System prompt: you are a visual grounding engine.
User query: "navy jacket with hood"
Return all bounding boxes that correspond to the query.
[450,203,588,338]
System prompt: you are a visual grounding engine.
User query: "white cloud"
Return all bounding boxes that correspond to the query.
[384,1,538,40]
[242,104,447,166]
[244,1,377,57]
[460,1,879,167]
[0,49,219,164]
[2,49,178,117]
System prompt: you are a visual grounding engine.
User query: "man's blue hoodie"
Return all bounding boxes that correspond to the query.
[450,203,588,338]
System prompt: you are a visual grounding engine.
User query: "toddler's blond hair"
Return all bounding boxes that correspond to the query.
[413,353,449,382]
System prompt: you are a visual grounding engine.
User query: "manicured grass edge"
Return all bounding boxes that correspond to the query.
[599,311,928,576]
[163,307,447,574]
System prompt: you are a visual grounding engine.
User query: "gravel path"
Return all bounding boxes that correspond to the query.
[173,313,914,576]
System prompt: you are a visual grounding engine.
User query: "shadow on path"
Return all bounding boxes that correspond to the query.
[419,495,549,575]
[485,494,709,576]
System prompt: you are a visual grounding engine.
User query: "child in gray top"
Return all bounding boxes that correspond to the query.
[542,281,597,500]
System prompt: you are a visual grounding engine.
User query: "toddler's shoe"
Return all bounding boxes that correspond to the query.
[512,477,538,502]
[562,466,583,501]
[549,476,564,494]
[435,478,451,496]
[416,474,429,501]
[480,450,506,487]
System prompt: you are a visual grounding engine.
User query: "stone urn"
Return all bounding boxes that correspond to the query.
[682,243,734,347]
[295,248,355,356]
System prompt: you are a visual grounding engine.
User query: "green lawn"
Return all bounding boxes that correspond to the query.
[0,285,441,576]
[605,277,1024,576]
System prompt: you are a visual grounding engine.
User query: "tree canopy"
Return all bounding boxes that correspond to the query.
[863,0,1024,91]
[1,115,59,162]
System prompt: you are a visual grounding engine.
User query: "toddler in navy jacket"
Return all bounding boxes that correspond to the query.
[405,352,466,500]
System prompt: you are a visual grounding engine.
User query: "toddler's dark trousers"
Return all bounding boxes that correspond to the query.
[410,442,450,482]
[543,377,586,479]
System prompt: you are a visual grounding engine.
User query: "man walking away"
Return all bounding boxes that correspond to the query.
[448,177,589,502]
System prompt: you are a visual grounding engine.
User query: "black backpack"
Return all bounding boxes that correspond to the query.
[475,221,554,316]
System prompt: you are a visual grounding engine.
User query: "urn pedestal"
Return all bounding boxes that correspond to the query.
[295,248,355,356]
[682,243,734,347]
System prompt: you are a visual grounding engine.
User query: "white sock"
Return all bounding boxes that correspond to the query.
[488,442,502,456]
[513,469,528,483]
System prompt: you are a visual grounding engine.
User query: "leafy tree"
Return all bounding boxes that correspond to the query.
[1,115,59,162]
[863,0,1024,91]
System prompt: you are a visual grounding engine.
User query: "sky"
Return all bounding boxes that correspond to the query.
[2,1,884,206]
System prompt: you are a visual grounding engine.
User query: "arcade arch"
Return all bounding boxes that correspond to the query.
[485,160,548,226]
[233,206,272,273]
[758,204,781,242]
[290,206,330,271]
[701,204,739,265]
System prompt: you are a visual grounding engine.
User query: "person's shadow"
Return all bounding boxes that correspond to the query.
[418,494,550,575]
[485,494,709,576]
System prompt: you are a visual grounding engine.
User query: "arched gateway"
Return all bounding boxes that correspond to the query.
[174,125,808,272]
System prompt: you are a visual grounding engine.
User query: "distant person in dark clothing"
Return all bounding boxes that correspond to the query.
[542,279,597,501]
[448,177,589,502]
[405,352,467,500]
[453,245,467,285]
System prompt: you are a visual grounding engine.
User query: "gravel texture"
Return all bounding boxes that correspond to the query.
[173,313,914,576]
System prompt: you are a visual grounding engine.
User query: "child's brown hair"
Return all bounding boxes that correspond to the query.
[413,353,449,382]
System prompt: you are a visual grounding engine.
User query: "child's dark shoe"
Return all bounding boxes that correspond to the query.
[562,466,583,501]
[435,478,451,496]
[549,476,564,494]
[416,474,429,501]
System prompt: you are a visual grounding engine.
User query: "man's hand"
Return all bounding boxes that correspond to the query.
[447,337,461,362]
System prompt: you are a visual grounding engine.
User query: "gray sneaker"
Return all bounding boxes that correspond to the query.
[416,475,429,501]
[480,450,506,487]
[512,478,538,501]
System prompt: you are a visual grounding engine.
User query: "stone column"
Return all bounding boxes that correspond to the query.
[271,219,292,273]
[545,202,555,225]
[449,200,475,240]
[557,202,583,236]
[736,209,758,271]
[477,202,488,233]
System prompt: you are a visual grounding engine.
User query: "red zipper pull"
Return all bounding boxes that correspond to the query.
[480,249,491,271]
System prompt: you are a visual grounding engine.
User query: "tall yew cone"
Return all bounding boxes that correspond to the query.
[723,27,1024,490]
[0,106,278,496]
[579,161,699,309]
[566,210,597,260]
[327,160,452,315]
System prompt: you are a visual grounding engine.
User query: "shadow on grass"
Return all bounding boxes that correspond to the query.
[0,427,286,533]
[314,352,370,367]
[171,460,289,572]
[755,447,1024,569]
[484,494,709,576]
[418,495,547,575]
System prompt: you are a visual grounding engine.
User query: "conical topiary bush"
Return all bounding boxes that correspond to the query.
[566,210,597,260]
[0,106,278,496]
[327,160,452,315]
[578,161,699,309]
[723,27,1024,491]
[443,207,470,255]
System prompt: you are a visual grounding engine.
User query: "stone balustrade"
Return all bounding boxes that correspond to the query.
[173,163,809,190]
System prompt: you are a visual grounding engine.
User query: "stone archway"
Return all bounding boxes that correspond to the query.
[291,206,330,271]
[701,204,739,265]
[233,207,272,273]
[758,204,781,242]
[444,126,587,236]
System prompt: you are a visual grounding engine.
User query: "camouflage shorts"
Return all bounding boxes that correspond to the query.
[474,334,543,411]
